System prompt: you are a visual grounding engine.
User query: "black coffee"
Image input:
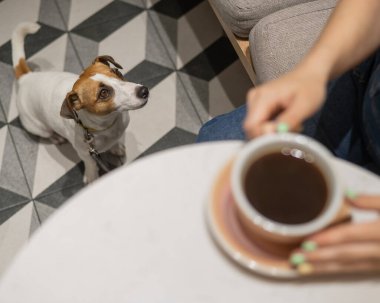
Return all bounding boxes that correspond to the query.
[244,151,328,224]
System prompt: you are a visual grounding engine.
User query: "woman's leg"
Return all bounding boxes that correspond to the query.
[196,50,380,173]
[196,105,247,142]
[361,51,380,172]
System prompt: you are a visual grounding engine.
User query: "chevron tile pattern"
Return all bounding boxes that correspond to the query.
[0,0,251,275]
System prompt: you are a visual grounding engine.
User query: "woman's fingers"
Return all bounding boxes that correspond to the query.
[308,221,380,246]
[290,220,380,275]
[303,242,380,263]
[299,260,380,275]
[348,195,380,211]
[244,88,284,137]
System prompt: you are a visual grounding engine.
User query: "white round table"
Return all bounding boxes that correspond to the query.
[0,142,379,302]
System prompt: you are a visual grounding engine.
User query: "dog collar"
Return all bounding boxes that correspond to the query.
[83,117,118,132]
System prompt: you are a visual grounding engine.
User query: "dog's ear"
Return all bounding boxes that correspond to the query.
[60,92,82,119]
[93,55,123,69]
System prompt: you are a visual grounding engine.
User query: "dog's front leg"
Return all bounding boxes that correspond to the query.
[81,155,99,184]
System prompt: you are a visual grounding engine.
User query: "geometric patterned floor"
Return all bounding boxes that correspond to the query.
[0,0,252,275]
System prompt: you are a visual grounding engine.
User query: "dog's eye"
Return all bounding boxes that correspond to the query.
[99,88,110,100]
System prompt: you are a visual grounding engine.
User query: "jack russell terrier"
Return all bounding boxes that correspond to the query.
[12,22,149,183]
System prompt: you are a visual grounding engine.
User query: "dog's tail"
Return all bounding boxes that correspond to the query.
[11,22,40,79]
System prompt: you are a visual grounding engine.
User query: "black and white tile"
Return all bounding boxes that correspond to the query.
[0,0,252,275]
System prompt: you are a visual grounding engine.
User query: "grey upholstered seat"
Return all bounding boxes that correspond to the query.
[250,0,337,83]
[210,0,315,37]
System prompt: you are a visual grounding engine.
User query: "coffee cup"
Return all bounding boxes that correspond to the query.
[231,133,349,256]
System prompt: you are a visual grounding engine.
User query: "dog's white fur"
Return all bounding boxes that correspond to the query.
[12,22,148,183]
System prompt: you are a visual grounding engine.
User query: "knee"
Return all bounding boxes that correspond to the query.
[197,117,222,143]
[196,110,246,143]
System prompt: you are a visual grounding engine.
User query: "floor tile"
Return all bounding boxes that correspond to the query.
[175,73,203,134]
[67,0,113,30]
[145,11,176,69]
[54,0,71,29]
[32,142,81,198]
[0,62,16,120]
[120,0,145,8]
[68,33,98,69]
[0,188,30,215]
[176,1,223,69]
[0,202,34,276]
[138,127,197,158]
[0,126,7,167]
[151,0,203,19]
[38,0,66,31]
[0,22,65,66]
[71,0,143,42]
[145,0,160,9]
[177,71,209,122]
[125,60,173,89]
[0,0,41,46]
[98,11,147,72]
[208,60,252,117]
[65,34,86,73]
[29,203,41,236]
[0,127,31,198]
[7,126,39,195]
[124,72,177,162]
[29,34,69,72]
[0,103,5,124]
[147,10,177,69]
[180,36,238,81]
[36,182,84,210]
[0,203,30,227]
[33,201,55,223]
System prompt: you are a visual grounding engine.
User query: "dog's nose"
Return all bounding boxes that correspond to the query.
[136,86,149,99]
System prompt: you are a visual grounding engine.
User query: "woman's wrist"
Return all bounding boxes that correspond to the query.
[296,47,336,83]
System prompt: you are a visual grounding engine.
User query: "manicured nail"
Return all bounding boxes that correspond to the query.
[289,253,305,266]
[276,122,289,133]
[297,262,314,275]
[345,189,358,200]
[301,241,317,252]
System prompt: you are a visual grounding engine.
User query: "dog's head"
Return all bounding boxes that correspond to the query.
[60,55,149,119]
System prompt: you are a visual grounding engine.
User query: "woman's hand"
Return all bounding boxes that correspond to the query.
[290,195,380,275]
[244,64,328,138]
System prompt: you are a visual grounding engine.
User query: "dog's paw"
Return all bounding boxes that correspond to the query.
[49,133,67,145]
[110,143,126,157]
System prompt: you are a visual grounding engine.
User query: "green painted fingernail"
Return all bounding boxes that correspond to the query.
[276,122,289,133]
[290,253,305,266]
[345,189,357,200]
[301,241,317,252]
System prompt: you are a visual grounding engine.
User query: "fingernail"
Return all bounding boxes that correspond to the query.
[297,262,314,275]
[289,253,305,266]
[276,122,289,133]
[301,241,317,252]
[345,189,358,200]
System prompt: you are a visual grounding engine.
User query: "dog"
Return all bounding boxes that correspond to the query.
[12,22,149,183]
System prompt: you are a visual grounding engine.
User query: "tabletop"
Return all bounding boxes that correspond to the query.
[0,141,379,303]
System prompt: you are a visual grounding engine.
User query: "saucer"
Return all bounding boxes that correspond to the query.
[206,160,299,279]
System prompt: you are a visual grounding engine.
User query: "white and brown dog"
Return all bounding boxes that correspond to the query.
[12,22,149,183]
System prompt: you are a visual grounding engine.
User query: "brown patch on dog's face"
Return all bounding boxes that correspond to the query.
[70,61,123,116]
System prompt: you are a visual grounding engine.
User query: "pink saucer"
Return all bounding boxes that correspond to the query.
[206,161,299,279]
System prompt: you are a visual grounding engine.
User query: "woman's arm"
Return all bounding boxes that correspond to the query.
[303,0,380,79]
[244,0,380,137]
